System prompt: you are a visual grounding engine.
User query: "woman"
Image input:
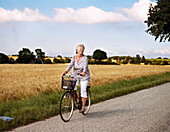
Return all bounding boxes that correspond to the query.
[63,44,90,113]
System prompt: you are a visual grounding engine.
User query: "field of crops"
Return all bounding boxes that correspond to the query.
[0,64,170,102]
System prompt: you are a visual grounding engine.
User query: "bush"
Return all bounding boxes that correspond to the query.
[9,58,15,64]
[144,60,149,65]
[154,61,161,65]
[35,58,44,64]
[53,58,64,63]
[130,59,140,64]
[0,53,9,63]
[53,58,60,63]
[161,61,169,65]
[64,58,71,63]
[44,59,52,64]
[88,59,95,64]
[88,60,119,65]
[122,60,128,64]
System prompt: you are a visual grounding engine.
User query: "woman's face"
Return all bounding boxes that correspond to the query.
[77,46,84,55]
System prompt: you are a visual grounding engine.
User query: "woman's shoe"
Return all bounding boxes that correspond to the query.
[79,108,85,113]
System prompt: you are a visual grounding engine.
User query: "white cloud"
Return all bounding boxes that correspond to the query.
[0,0,156,24]
[154,47,170,55]
[121,0,156,22]
[119,47,170,58]
[0,7,51,23]
[53,6,129,24]
[53,0,156,24]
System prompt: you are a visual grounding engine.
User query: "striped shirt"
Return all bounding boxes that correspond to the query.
[66,55,90,81]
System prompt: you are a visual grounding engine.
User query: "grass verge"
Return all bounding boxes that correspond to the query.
[0,72,170,131]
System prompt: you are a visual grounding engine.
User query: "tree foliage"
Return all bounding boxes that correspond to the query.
[93,49,107,62]
[145,0,170,42]
[35,49,45,64]
[17,48,35,63]
[0,53,9,63]
[35,49,45,59]
[57,55,62,58]
[141,56,146,63]
[65,57,71,63]
[44,59,52,64]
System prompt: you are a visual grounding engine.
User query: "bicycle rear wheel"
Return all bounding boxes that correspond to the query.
[82,89,91,115]
[60,91,74,122]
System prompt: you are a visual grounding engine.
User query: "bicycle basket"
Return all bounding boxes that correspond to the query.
[61,76,77,90]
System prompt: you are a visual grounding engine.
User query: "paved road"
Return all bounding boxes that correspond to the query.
[11,83,170,132]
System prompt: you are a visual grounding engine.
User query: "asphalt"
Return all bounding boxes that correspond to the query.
[10,83,170,132]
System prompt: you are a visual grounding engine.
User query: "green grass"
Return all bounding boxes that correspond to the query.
[0,72,170,131]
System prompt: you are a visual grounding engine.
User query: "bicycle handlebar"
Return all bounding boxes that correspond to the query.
[63,73,82,77]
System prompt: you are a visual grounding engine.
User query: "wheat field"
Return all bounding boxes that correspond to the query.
[0,64,170,102]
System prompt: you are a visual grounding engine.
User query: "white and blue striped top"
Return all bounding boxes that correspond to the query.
[66,55,90,81]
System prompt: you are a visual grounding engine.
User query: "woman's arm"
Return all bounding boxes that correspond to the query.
[82,56,88,76]
[65,56,75,73]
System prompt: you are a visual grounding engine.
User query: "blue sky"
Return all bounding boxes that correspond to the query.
[0,0,170,58]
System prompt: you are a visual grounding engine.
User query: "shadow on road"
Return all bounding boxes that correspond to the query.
[84,109,133,119]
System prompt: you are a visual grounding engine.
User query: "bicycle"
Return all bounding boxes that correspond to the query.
[59,74,91,122]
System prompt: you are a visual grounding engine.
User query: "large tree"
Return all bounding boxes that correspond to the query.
[17,48,35,63]
[35,49,45,58]
[145,0,170,42]
[93,49,107,62]
[35,49,45,64]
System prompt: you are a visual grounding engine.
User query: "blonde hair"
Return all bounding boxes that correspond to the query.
[76,44,85,54]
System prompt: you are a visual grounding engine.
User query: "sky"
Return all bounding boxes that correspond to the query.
[0,0,170,58]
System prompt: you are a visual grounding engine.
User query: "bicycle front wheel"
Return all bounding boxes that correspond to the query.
[59,91,74,122]
[82,89,91,115]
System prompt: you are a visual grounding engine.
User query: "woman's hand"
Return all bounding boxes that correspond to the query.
[81,72,86,76]
[62,71,67,76]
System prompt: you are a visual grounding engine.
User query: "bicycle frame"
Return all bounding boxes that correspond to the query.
[70,87,82,110]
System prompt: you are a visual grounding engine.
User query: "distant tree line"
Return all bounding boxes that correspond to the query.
[0,48,169,65]
[0,48,72,64]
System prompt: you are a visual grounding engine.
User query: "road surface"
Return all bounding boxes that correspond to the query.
[11,83,170,132]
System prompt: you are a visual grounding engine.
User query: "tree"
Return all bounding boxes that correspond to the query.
[135,54,141,62]
[93,49,107,62]
[16,48,35,63]
[145,0,170,42]
[87,55,92,59]
[157,57,162,59]
[141,56,146,63]
[130,55,141,64]
[35,49,45,58]
[162,61,168,65]
[35,49,45,64]
[0,53,9,63]
[125,56,132,63]
[57,55,62,58]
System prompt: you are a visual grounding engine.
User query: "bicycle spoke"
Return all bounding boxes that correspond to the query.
[60,92,74,122]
